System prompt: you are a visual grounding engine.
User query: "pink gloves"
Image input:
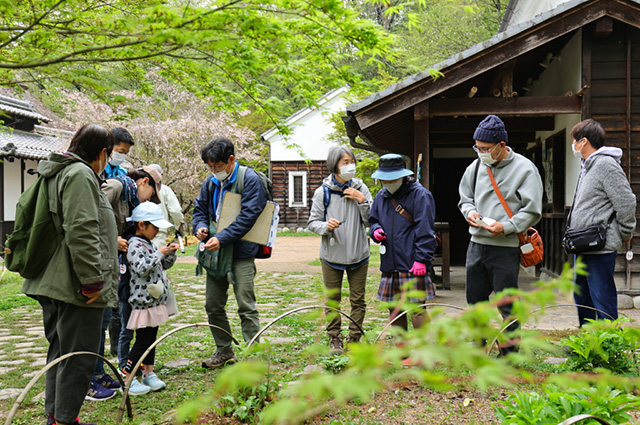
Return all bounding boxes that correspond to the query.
[372,228,386,242]
[409,262,427,276]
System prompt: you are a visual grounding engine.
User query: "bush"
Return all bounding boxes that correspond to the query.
[494,385,640,425]
[561,318,640,376]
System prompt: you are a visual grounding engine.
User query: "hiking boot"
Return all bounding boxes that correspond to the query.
[127,378,151,396]
[95,373,121,389]
[141,372,166,391]
[329,336,344,355]
[202,351,238,369]
[85,380,116,401]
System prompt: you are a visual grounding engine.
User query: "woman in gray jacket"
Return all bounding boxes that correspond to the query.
[308,146,373,353]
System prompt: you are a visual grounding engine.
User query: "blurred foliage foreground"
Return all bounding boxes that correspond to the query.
[172,260,640,425]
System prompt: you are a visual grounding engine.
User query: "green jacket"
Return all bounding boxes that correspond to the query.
[22,152,119,308]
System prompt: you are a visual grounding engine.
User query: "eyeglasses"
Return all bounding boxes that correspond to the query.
[572,137,584,145]
[472,143,499,154]
[208,161,227,172]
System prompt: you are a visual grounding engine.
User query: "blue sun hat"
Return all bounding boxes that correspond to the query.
[371,154,413,180]
[128,201,173,229]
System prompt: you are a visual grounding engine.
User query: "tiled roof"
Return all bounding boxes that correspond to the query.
[0,94,51,123]
[0,129,68,160]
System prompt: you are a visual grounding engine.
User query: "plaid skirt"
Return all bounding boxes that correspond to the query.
[377,271,436,303]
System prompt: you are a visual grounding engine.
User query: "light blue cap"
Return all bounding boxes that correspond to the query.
[129,201,173,229]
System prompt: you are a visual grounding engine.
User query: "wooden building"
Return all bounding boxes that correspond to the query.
[0,95,70,247]
[263,87,349,229]
[343,0,640,290]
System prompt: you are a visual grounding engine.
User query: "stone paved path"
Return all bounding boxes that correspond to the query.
[2,236,640,417]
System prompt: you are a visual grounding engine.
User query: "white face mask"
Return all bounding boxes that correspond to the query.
[477,151,497,165]
[338,163,356,181]
[109,151,127,167]
[383,180,403,194]
[572,139,585,159]
[213,169,229,182]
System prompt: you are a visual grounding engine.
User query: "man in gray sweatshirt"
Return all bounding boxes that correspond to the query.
[568,118,636,326]
[458,115,543,354]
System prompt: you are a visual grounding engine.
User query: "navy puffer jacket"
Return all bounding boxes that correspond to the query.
[369,178,437,273]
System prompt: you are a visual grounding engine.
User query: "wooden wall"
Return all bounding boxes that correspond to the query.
[271,160,330,229]
[586,20,640,290]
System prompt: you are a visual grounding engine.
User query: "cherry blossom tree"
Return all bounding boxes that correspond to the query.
[59,74,257,215]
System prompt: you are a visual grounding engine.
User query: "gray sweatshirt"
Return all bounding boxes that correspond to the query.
[458,149,543,247]
[569,147,636,252]
[307,175,372,265]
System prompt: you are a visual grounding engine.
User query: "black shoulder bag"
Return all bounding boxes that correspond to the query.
[563,176,615,254]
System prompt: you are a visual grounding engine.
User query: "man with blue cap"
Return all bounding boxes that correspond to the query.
[458,114,542,355]
[369,154,437,342]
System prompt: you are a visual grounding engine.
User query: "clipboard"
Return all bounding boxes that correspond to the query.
[217,192,279,246]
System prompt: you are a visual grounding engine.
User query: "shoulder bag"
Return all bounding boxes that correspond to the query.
[486,166,544,267]
[563,179,615,254]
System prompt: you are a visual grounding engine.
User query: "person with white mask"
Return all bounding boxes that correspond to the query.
[101,127,134,179]
[566,119,635,327]
[458,114,543,356]
[369,153,437,352]
[308,146,373,354]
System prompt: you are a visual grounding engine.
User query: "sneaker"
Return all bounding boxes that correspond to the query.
[127,378,151,396]
[142,372,166,391]
[329,336,344,355]
[46,414,55,425]
[96,373,121,389]
[85,380,116,401]
[202,351,238,369]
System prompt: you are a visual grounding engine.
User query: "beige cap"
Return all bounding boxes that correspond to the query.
[140,165,162,204]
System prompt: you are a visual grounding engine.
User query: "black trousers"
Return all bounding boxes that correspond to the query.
[39,296,103,423]
[465,241,520,333]
[125,326,158,373]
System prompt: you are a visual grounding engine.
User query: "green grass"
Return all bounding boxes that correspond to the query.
[276,230,318,237]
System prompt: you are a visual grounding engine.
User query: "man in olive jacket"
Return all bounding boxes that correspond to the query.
[22,124,118,425]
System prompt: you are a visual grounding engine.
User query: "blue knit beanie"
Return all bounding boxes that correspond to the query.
[473,115,508,144]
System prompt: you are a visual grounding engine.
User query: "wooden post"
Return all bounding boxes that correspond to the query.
[414,100,429,189]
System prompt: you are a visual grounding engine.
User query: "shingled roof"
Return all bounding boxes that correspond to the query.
[0,128,69,160]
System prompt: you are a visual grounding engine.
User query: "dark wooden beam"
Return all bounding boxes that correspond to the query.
[582,27,592,118]
[429,96,581,116]
[430,131,536,146]
[430,116,555,132]
[502,60,516,97]
[414,101,429,188]
[351,0,640,130]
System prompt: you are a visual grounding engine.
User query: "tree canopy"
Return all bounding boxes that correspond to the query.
[0,0,392,120]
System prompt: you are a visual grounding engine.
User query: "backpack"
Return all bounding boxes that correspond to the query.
[3,175,64,278]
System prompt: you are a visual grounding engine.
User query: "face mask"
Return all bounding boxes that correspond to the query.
[98,151,108,175]
[109,151,126,167]
[572,139,585,159]
[338,163,356,181]
[383,180,403,194]
[213,169,229,181]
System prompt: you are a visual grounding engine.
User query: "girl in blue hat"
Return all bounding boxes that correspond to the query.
[122,202,179,395]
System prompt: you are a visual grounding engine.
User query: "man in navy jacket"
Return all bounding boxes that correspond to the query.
[193,137,267,369]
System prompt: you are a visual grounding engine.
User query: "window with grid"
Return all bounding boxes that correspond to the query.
[288,171,307,207]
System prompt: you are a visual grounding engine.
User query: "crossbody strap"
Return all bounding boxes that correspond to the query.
[391,198,415,225]
[485,166,526,245]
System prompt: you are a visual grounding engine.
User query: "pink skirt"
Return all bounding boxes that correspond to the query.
[127,305,169,330]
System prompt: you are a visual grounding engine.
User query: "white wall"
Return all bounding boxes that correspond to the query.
[506,0,574,29]
[268,92,348,162]
[3,160,21,221]
[527,31,583,206]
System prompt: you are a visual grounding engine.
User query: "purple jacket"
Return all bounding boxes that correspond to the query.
[369,179,437,273]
